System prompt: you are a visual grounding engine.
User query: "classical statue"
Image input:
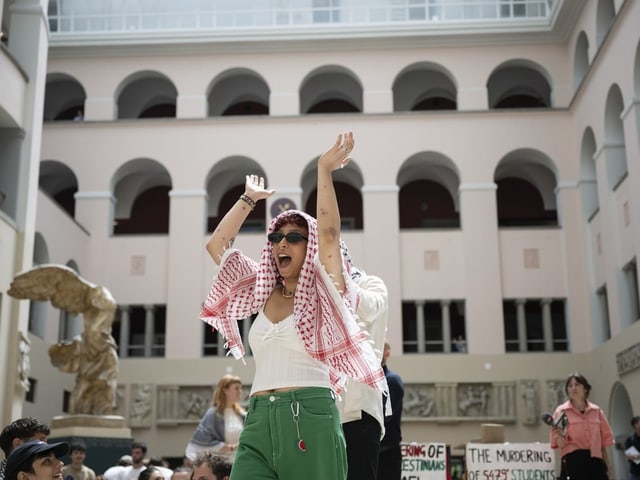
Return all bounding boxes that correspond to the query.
[8,264,118,415]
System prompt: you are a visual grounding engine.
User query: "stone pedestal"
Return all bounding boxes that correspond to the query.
[49,415,132,475]
[480,423,505,443]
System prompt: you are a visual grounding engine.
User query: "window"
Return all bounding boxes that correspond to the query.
[596,285,611,341]
[203,315,255,357]
[624,259,640,323]
[112,305,167,357]
[402,300,466,353]
[313,0,340,23]
[25,378,37,403]
[63,390,71,413]
[503,299,568,352]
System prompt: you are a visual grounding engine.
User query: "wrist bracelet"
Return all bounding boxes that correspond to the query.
[239,194,256,210]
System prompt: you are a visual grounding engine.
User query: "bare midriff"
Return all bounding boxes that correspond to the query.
[252,386,306,396]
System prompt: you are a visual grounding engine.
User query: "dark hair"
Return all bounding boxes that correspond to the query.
[631,416,640,427]
[192,450,232,478]
[564,372,591,398]
[170,467,192,480]
[138,467,160,480]
[69,442,87,454]
[0,418,50,456]
[131,442,147,454]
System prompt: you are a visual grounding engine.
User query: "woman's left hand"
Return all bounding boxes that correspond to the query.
[318,132,354,172]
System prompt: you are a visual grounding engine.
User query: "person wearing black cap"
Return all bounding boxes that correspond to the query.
[5,440,68,480]
[0,418,50,480]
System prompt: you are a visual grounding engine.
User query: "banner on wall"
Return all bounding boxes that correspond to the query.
[401,442,448,480]
[464,442,556,480]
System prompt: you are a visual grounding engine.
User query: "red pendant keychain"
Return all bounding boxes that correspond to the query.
[291,401,307,452]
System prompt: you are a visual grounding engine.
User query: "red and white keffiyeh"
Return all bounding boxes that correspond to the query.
[199,210,387,395]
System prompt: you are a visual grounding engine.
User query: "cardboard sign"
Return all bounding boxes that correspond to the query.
[465,442,556,480]
[401,442,448,480]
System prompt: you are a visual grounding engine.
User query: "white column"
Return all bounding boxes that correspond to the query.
[177,94,207,119]
[459,183,505,353]
[622,99,640,313]
[361,185,402,353]
[144,304,155,357]
[269,92,299,116]
[594,143,625,336]
[441,300,451,353]
[119,306,130,358]
[165,189,208,359]
[555,182,595,353]
[363,88,392,113]
[242,317,252,355]
[516,299,527,352]
[541,298,553,351]
[2,0,50,423]
[217,330,225,357]
[83,96,115,121]
[416,300,426,354]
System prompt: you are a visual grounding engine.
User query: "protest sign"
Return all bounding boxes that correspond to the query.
[401,442,448,480]
[465,442,556,480]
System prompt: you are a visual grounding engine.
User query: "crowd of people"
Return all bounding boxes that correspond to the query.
[3,133,638,480]
[0,420,232,480]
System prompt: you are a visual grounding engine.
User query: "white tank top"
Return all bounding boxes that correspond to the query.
[248,309,331,395]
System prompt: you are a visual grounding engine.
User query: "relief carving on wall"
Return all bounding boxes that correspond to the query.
[119,380,574,428]
[404,385,436,418]
[403,382,516,422]
[181,389,210,420]
[546,379,566,413]
[520,379,539,425]
[617,343,640,376]
[130,384,153,427]
[458,384,491,417]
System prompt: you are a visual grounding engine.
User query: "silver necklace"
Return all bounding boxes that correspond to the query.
[281,285,294,298]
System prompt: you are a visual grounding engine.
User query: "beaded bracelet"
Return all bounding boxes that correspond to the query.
[239,194,256,210]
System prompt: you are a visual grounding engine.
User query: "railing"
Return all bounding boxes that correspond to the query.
[48,0,558,35]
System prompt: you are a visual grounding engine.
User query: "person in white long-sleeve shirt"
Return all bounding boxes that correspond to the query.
[337,242,389,480]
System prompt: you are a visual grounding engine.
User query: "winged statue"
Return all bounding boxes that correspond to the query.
[8,264,119,415]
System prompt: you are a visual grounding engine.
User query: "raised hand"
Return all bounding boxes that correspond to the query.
[245,174,275,202]
[318,132,354,173]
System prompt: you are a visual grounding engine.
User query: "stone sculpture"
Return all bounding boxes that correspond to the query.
[8,264,118,415]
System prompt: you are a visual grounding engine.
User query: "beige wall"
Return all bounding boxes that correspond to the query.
[3,1,640,479]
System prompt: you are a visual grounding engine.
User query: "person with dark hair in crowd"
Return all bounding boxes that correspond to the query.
[4,440,68,480]
[625,416,640,480]
[137,468,163,480]
[377,340,404,480]
[62,442,95,480]
[0,418,50,480]
[169,466,191,480]
[120,442,147,480]
[146,459,171,480]
[199,132,387,480]
[548,372,614,480]
[192,451,231,480]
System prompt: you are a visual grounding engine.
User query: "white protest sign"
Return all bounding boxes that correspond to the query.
[465,442,556,480]
[401,442,448,480]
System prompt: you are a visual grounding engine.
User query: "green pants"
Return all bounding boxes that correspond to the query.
[230,387,347,480]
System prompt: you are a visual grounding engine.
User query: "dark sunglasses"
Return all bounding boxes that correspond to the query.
[268,232,308,244]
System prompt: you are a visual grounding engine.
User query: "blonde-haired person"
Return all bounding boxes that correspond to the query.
[185,375,246,462]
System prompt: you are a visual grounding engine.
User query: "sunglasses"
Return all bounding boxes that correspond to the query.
[268,232,308,244]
